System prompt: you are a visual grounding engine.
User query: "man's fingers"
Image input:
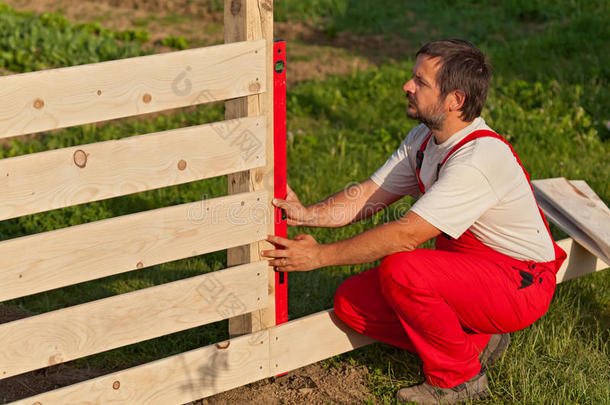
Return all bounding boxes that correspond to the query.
[266,234,293,247]
[286,184,301,203]
[269,260,298,272]
[286,184,296,197]
[261,249,291,258]
[294,233,315,242]
[272,198,287,208]
[268,259,285,266]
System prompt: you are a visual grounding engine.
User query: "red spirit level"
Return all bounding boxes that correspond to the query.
[273,39,288,326]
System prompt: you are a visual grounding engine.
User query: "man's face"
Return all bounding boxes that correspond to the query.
[403,55,447,130]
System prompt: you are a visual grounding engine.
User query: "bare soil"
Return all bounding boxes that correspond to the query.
[199,363,374,405]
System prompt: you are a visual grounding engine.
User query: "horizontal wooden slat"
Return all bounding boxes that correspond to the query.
[9,332,270,405]
[533,179,610,265]
[0,116,266,221]
[538,194,610,265]
[270,309,376,376]
[9,309,373,405]
[0,40,265,139]
[0,191,268,302]
[533,178,610,259]
[9,239,607,402]
[0,261,267,379]
[556,238,608,283]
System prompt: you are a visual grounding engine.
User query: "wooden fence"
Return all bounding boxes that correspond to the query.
[0,1,607,404]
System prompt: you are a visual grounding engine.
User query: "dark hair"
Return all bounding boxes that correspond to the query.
[416,39,491,122]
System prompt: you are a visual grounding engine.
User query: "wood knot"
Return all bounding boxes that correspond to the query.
[248,82,261,92]
[136,261,144,269]
[97,90,102,96]
[261,0,273,11]
[33,402,42,405]
[142,93,152,104]
[177,159,187,171]
[230,0,241,16]
[33,98,45,109]
[48,354,62,365]
[216,341,230,350]
[112,381,120,390]
[73,150,88,168]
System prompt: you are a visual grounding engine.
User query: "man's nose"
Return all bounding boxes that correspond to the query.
[403,79,415,93]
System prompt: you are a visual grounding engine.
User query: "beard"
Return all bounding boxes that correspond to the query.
[406,95,446,131]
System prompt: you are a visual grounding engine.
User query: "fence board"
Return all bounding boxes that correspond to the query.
[0,40,265,139]
[0,116,265,221]
[0,191,268,302]
[8,310,371,405]
[9,245,608,405]
[225,0,276,338]
[556,238,608,283]
[0,261,267,379]
[9,332,270,405]
[269,309,376,376]
[533,178,610,264]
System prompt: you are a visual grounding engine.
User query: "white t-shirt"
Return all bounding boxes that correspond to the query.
[370,117,555,262]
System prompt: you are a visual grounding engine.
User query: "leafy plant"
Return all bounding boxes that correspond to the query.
[0,3,150,72]
[162,34,189,50]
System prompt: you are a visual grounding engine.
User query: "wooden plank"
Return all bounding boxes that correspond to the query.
[0,191,268,302]
[225,0,276,337]
[555,238,608,283]
[9,332,270,405]
[269,309,376,375]
[0,262,267,379]
[0,116,266,221]
[9,251,602,404]
[569,180,607,205]
[532,178,610,260]
[535,190,610,265]
[9,309,374,405]
[0,40,265,139]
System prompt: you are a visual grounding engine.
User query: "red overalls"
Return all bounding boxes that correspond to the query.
[334,130,567,388]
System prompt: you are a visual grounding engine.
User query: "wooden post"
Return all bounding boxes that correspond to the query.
[224,0,275,336]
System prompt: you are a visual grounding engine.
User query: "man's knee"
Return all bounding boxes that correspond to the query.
[333,281,348,316]
[333,275,360,318]
[333,277,364,330]
[379,250,433,293]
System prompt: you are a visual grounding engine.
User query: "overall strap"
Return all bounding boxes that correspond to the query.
[415,131,434,194]
[441,129,555,241]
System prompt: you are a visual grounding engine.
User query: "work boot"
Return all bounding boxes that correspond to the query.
[479,333,510,368]
[396,369,489,404]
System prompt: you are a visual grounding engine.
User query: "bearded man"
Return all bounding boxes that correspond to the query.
[262,39,566,404]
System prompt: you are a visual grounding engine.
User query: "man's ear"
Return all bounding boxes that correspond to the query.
[450,90,466,111]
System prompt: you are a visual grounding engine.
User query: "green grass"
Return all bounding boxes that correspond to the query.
[277,0,610,141]
[162,34,189,50]
[0,2,149,72]
[0,1,609,403]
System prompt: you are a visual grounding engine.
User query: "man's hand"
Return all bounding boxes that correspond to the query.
[261,234,324,272]
[272,184,314,226]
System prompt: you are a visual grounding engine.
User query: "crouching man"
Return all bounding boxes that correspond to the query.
[262,39,566,404]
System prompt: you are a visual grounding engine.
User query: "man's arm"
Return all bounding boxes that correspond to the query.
[274,179,404,228]
[263,210,441,271]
